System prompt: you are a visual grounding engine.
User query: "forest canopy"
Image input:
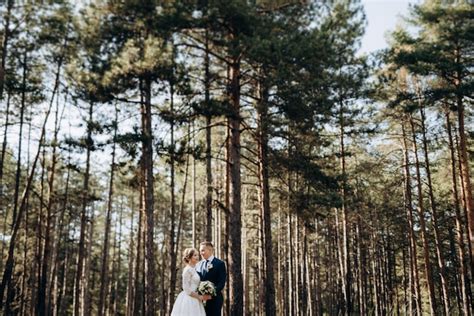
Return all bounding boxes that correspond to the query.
[0,0,472,315]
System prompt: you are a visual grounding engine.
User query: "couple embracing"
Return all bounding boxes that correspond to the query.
[171,241,226,316]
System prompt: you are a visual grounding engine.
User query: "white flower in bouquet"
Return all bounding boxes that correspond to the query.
[197,281,216,305]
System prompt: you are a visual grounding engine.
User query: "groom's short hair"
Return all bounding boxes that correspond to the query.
[200,241,214,249]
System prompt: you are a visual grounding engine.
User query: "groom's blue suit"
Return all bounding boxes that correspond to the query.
[197,257,226,316]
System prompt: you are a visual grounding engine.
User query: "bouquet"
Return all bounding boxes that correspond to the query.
[197,281,216,306]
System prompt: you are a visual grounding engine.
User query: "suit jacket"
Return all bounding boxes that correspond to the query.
[197,257,226,316]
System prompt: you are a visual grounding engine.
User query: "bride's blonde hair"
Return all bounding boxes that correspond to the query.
[182,248,198,263]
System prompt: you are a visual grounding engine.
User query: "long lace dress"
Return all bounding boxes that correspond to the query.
[171,265,206,316]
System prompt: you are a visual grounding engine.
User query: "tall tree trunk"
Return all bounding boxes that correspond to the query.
[133,177,144,316]
[402,247,409,316]
[0,83,54,309]
[242,226,248,315]
[301,225,308,314]
[20,189,30,316]
[339,101,352,315]
[20,124,32,314]
[276,205,283,315]
[175,123,192,262]
[192,119,197,248]
[257,211,263,316]
[167,79,178,315]
[401,122,422,316]
[126,203,135,316]
[224,120,231,316]
[83,201,95,315]
[335,206,344,315]
[11,50,29,231]
[294,213,300,316]
[205,28,213,242]
[98,107,118,316]
[228,53,243,315]
[32,121,46,316]
[0,0,13,102]
[446,110,472,316]
[57,233,70,316]
[73,102,93,316]
[287,212,294,316]
[0,75,23,313]
[287,130,296,316]
[454,124,474,280]
[0,93,11,247]
[56,239,71,315]
[110,203,123,315]
[141,77,157,316]
[256,77,276,316]
[48,95,67,315]
[454,50,474,266]
[372,233,382,316]
[409,116,437,315]
[37,45,64,316]
[52,150,71,316]
[356,219,366,315]
[417,102,450,315]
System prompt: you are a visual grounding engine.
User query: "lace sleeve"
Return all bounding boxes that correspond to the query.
[182,267,195,296]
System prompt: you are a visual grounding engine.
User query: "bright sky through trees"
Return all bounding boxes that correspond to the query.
[360,0,416,53]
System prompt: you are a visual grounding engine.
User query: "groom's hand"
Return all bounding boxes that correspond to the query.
[202,295,212,301]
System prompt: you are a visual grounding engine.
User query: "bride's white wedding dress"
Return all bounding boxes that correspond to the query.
[171,265,205,316]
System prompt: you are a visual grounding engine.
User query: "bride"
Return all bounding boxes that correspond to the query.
[171,248,206,316]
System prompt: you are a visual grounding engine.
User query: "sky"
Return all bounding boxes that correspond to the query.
[360,0,421,54]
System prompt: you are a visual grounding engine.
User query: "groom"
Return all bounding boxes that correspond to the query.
[197,241,226,316]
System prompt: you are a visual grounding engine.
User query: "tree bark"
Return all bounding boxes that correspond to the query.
[256,77,276,316]
[454,48,474,267]
[227,53,243,315]
[409,116,437,315]
[0,83,54,310]
[277,205,283,315]
[37,46,64,316]
[98,106,118,316]
[52,149,71,316]
[167,79,178,315]
[133,175,144,316]
[73,102,93,316]
[287,212,294,315]
[175,124,192,264]
[10,50,28,232]
[83,201,95,315]
[141,77,157,316]
[454,124,474,281]
[417,102,450,315]
[0,0,13,102]
[446,110,472,316]
[110,203,123,315]
[20,121,33,313]
[401,122,422,316]
[192,119,197,248]
[0,93,11,249]
[224,119,231,316]
[339,101,352,315]
[20,187,30,316]
[125,202,135,316]
[205,28,213,242]
[356,219,366,315]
